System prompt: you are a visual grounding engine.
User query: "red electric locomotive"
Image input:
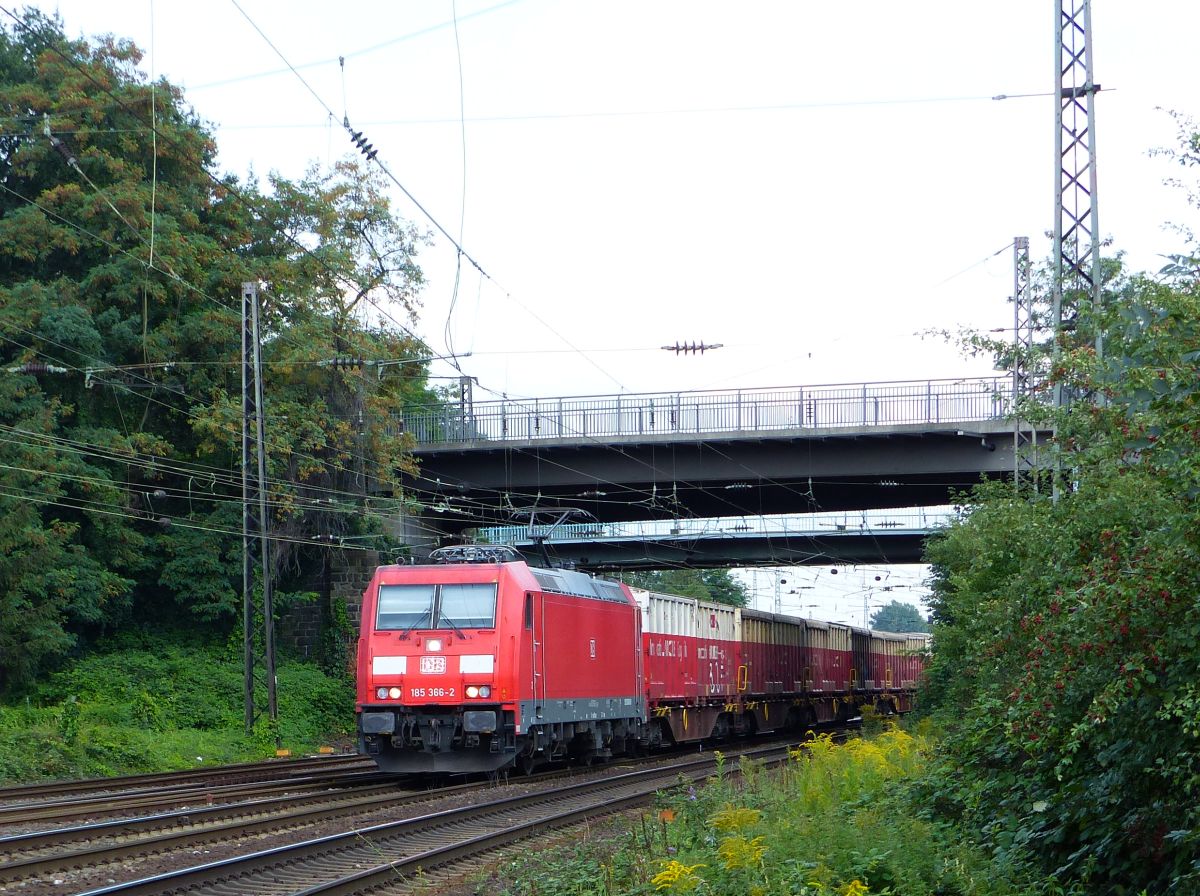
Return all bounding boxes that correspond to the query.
[356,546,646,774]
[355,548,929,775]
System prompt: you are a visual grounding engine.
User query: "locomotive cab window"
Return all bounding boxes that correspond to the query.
[376,583,497,631]
[377,584,436,629]
[440,583,497,628]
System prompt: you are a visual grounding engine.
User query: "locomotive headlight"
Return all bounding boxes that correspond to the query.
[425,638,443,652]
[388,687,402,699]
[465,685,480,698]
[376,687,388,700]
[478,685,491,698]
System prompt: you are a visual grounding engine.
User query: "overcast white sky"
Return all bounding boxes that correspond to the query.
[27,0,1200,618]
[32,0,1199,401]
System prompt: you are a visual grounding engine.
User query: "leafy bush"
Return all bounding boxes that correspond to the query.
[922,145,1200,891]
[0,634,352,784]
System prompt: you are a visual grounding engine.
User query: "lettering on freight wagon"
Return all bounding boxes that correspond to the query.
[699,645,729,663]
[649,638,689,658]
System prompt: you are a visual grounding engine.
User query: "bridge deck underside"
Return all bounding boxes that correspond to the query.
[511,530,929,572]
[404,423,1022,533]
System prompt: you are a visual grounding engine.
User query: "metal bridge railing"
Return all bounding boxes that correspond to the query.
[476,507,954,545]
[401,377,1010,446]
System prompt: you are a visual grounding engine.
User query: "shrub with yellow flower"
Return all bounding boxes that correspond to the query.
[651,859,707,892]
[708,804,762,833]
[716,834,767,871]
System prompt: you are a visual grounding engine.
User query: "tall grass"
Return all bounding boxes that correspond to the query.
[481,724,1076,896]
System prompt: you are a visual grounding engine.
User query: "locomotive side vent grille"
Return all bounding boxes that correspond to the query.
[594,581,627,602]
[533,571,566,593]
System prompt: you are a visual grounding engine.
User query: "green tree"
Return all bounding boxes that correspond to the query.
[0,11,434,689]
[921,118,1200,891]
[620,568,749,607]
[869,599,929,633]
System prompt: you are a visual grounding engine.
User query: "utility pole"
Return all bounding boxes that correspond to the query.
[459,375,474,438]
[1053,0,1103,369]
[1011,236,1037,494]
[1051,0,1102,502]
[241,282,278,734]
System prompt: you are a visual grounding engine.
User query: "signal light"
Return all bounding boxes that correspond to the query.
[376,687,388,700]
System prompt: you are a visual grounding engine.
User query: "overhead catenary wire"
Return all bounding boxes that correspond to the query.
[0,161,441,514]
[225,1,630,394]
[441,0,470,378]
[0,5,433,364]
[0,309,445,535]
[0,7,960,575]
[1,15,695,568]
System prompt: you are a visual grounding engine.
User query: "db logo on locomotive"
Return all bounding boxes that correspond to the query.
[419,655,446,674]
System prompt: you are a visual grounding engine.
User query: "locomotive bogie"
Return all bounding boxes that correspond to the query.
[359,705,518,773]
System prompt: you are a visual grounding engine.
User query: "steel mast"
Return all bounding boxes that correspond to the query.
[1052,0,1103,363]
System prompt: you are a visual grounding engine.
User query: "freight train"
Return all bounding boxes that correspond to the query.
[355,546,928,774]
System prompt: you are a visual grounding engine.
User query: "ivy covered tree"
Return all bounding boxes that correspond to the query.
[921,119,1200,891]
[0,10,435,690]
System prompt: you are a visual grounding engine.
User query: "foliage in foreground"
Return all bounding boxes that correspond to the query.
[921,117,1200,892]
[0,634,353,783]
[478,727,1060,896]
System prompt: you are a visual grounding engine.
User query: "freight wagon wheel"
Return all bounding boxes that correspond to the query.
[803,705,819,730]
[517,746,540,776]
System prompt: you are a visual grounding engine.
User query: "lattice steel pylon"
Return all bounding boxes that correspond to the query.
[1011,236,1038,493]
[1052,0,1102,362]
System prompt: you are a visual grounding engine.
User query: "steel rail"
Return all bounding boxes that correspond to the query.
[76,744,794,896]
[2,751,700,883]
[0,779,421,875]
[0,754,368,803]
[0,769,387,827]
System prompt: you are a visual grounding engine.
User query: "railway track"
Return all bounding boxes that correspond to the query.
[71,744,793,896]
[0,754,371,806]
[0,768,393,829]
[0,742,796,895]
[0,776,426,882]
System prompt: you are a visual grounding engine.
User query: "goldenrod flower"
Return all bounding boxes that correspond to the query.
[708,804,763,833]
[717,834,767,870]
[652,859,707,892]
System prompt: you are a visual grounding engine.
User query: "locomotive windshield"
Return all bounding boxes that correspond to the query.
[376,583,497,630]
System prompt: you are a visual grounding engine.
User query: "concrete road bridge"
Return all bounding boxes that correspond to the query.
[395,376,1044,567]
[476,508,949,572]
